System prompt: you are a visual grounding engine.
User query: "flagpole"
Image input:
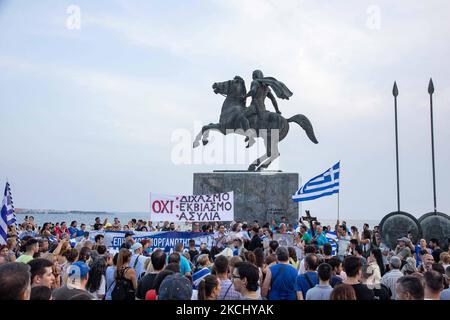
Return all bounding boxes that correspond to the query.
[337,192,340,221]
[299,175,302,222]
[337,160,340,221]
[428,78,437,213]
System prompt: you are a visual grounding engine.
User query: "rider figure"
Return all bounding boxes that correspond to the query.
[244,69,282,119]
[240,70,293,147]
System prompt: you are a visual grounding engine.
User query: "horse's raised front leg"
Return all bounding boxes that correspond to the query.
[202,123,223,146]
[193,123,222,148]
[193,127,205,148]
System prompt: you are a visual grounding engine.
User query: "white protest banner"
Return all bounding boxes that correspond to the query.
[89,230,214,253]
[150,191,234,222]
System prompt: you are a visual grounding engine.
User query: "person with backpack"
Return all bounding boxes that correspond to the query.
[129,243,148,281]
[111,248,137,300]
[296,254,319,299]
[105,253,118,300]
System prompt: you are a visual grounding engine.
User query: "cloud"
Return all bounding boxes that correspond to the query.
[0,55,205,148]
[1,0,450,217]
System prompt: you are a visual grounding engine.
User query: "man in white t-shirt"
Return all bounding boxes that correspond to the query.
[336,225,350,261]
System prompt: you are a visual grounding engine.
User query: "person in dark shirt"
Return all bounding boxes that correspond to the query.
[248,227,263,251]
[296,254,319,298]
[93,217,102,231]
[429,238,443,263]
[136,249,166,299]
[188,240,199,262]
[342,256,374,300]
[328,256,343,287]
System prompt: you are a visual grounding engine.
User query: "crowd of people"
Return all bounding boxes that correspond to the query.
[0,215,449,300]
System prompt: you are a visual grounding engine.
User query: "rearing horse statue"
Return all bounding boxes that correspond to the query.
[193,76,318,171]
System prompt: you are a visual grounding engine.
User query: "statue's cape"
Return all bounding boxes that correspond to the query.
[257,77,293,99]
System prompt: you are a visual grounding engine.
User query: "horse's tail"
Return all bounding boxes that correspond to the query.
[287,114,318,144]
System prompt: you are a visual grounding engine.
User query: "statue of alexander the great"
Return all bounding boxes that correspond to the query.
[193,70,318,171]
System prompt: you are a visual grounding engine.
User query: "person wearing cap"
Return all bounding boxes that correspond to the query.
[120,232,133,250]
[53,261,94,300]
[395,237,412,261]
[124,231,135,244]
[381,255,403,299]
[104,222,113,230]
[130,242,148,281]
[16,238,39,264]
[158,273,193,300]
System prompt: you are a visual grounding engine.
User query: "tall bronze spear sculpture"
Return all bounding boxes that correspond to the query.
[428,78,437,213]
[392,82,400,212]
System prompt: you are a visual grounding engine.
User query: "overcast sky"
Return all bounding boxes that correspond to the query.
[1,0,449,221]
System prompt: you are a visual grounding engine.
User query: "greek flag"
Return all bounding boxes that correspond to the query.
[1,182,16,244]
[292,162,340,202]
[325,231,338,256]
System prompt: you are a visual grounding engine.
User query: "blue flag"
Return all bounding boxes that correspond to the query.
[1,182,16,244]
[292,162,340,202]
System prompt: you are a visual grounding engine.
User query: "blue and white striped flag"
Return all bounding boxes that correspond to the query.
[292,162,340,202]
[1,182,16,244]
[325,231,338,256]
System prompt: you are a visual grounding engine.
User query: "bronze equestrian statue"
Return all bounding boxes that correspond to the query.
[193,70,318,171]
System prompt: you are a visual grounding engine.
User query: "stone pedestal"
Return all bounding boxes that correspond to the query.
[193,171,299,224]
